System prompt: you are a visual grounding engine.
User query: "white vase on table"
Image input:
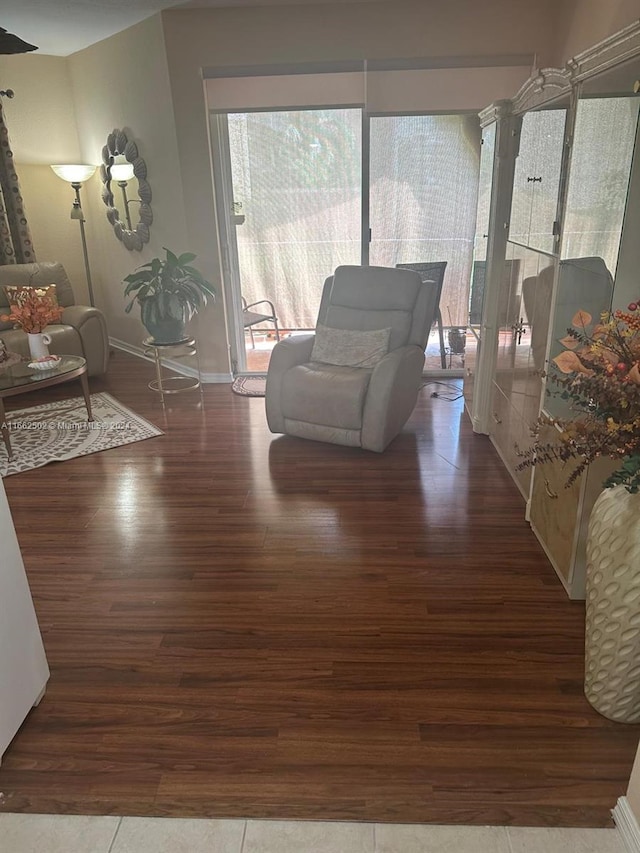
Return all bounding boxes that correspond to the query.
[27,332,52,361]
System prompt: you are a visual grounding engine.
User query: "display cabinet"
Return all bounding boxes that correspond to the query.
[528,54,640,597]
[471,22,640,597]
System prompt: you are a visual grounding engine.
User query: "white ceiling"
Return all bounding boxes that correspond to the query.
[1,0,383,57]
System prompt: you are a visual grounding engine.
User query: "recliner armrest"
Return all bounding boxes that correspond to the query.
[361,345,426,452]
[61,305,104,329]
[60,305,109,376]
[265,334,315,433]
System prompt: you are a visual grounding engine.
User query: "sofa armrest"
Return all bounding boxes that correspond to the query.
[265,334,315,434]
[361,345,425,452]
[60,305,109,376]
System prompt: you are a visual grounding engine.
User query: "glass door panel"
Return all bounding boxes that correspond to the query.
[562,96,640,271]
[369,114,481,370]
[510,108,567,254]
[227,108,362,372]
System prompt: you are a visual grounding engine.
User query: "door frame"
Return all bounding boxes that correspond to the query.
[210,112,247,374]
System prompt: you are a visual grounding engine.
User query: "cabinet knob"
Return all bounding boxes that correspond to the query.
[493,412,502,424]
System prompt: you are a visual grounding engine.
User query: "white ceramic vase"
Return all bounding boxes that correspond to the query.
[27,332,52,361]
[584,484,640,722]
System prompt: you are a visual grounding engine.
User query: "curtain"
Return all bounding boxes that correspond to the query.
[0,101,36,264]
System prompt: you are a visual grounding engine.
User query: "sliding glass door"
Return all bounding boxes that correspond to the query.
[213,108,481,374]
[219,108,362,373]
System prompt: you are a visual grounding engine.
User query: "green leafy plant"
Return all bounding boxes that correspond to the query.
[123,248,216,327]
[517,304,640,493]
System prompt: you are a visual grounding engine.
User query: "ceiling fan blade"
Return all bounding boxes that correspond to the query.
[0,27,38,54]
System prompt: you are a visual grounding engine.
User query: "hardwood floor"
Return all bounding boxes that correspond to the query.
[0,350,637,826]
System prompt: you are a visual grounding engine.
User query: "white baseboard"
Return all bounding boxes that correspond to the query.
[109,337,233,384]
[613,797,640,852]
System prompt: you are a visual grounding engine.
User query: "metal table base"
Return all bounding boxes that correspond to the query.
[143,337,203,403]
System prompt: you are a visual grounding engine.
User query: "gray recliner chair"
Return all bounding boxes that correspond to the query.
[265,265,440,452]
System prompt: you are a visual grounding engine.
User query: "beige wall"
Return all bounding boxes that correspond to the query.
[163,0,557,69]
[0,55,88,299]
[555,0,639,65]
[17,166,95,305]
[67,15,194,358]
[0,18,199,366]
[0,54,80,164]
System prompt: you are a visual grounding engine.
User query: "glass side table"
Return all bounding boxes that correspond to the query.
[143,337,203,403]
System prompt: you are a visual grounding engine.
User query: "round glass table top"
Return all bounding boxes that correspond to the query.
[0,355,87,393]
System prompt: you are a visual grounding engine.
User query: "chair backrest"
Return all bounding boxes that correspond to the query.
[0,262,76,311]
[395,262,447,293]
[396,262,446,327]
[316,265,440,351]
[0,262,76,332]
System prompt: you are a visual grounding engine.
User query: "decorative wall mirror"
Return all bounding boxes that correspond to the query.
[100,128,152,251]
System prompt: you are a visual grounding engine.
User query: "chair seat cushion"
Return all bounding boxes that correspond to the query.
[282,362,372,431]
[243,310,274,326]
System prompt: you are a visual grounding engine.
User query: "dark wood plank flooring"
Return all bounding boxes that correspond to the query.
[0,350,638,826]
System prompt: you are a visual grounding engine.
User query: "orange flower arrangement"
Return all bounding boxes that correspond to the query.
[517,304,640,493]
[0,288,63,334]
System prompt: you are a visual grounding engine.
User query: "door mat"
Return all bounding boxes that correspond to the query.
[231,376,267,397]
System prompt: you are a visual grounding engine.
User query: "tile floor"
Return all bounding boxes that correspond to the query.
[0,814,628,853]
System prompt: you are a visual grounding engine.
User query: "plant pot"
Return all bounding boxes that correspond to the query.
[140,302,185,344]
[447,328,466,354]
[584,484,640,722]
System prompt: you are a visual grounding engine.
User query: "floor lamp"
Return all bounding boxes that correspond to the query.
[50,164,97,307]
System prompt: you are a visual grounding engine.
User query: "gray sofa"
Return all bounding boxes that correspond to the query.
[265,265,439,452]
[0,262,109,376]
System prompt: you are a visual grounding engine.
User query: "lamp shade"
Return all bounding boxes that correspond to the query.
[51,164,96,183]
[110,163,135,182]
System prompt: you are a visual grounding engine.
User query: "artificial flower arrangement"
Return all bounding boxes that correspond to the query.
[0,287,63,334]
[516,302,640,493]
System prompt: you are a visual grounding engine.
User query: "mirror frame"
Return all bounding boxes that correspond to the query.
[100,127,153,251]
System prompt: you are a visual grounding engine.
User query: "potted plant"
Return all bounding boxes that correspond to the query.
[517,303,640,722]
[124,248,217,343]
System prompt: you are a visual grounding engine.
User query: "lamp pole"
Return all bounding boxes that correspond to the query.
[70,182,95,308]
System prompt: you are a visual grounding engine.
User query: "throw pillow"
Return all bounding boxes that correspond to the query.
[4,284,59,312]
[311,324,391,369]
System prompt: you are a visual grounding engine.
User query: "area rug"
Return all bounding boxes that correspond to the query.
[1,392,163,477]
[231,375,267,397]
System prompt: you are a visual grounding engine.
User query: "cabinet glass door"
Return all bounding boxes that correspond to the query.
[509,108,567,254]
[562,96,639,270]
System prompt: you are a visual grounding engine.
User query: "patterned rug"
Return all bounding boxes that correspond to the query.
[231,375,267,397]
[0,392,163,477]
